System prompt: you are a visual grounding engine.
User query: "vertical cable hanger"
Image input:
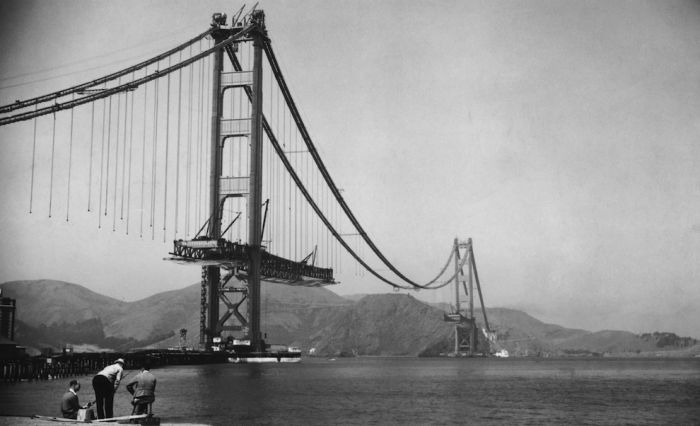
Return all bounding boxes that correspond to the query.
[174,51,183,239]
[120,86,129,221]
[163,56,172,242]
[104,94,113,217]
[29,105,38,214]
[185,48,193,237]
[202,52,213,228]
[88,101,95,212]
[98,95,108,229]
[112,87,122,231]
[192,51,202,228]
[140,69,149,238]
[150,68,160,240]
[201,52,208,230]
[291,109,297,261]
[66,93,75,222]
[326,177,330,266]
[48,112,56,218]
[126,71,136,234]
[194,48,202,230]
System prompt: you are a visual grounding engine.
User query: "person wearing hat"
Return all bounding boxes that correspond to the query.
[92,358,124,419]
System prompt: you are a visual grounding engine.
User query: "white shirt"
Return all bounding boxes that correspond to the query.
[97,363,123,387]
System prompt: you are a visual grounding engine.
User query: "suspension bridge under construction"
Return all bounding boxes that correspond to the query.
[0,8,493,358]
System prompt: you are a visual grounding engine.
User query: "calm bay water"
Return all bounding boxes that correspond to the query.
[1,357,699,425]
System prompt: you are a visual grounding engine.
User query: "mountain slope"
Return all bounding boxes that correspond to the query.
[298,293,454,356]
[1,280,128,327]
[2,280,697,357]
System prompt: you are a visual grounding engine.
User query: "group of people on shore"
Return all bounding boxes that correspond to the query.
[60,358,156,420]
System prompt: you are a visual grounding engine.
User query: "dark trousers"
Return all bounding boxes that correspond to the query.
[92,375,114,419]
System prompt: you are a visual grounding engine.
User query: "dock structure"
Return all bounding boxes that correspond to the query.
[0,350,228,382]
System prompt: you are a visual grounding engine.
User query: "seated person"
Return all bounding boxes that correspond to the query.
[61,379,91,419]
[126,361,157,415]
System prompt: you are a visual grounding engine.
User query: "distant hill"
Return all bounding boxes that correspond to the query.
[297,293,454,356]
[2,280,698,357]
[0,280,128,327]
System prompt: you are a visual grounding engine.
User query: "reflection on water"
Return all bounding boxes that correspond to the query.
[1,358,699,425]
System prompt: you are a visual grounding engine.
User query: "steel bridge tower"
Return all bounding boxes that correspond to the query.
[443,238,491,356]
[201,11,266,352]
[165,11,333,352]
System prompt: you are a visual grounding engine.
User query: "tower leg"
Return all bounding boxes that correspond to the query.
[199,267,207,350]
[247,29,265,352]
[206,266,220,348]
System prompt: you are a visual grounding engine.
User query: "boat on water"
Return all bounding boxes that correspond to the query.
[494,349,510,358]
[226,339,301,363]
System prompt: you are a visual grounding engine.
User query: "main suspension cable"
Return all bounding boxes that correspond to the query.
[0,28,214,114]
[263,41,440,289]
[0,25,253,126]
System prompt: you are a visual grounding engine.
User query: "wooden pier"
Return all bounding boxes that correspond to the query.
[0,349,227,381]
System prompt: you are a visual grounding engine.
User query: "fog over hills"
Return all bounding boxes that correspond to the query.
[2,280,698,357]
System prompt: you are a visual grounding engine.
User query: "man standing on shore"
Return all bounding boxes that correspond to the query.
[92,358,124,419]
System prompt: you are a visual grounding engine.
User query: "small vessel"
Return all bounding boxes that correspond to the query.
[494,349,509,358]
[226,339,301,363]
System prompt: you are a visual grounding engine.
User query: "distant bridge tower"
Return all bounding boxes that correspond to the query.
[443,238,491,356]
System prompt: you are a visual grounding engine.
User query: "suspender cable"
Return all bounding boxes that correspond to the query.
[48,112,56,218]
[306,153,310,257]
[66,94,75,222]
[203,52,212,232]
[0,28,215,114]
[151,73,159,239]
[140,77,149,238]
[113,91,121,231]
[104,95,113,217]
[185,56,193,237]
[264,41,437,289]
[227,39,424,288]
[262,116,409,289]
[197,49,206,229]
[163,56,172,242]
[193,54,201,231]
[275,81,280,255]
[98,97,107,228]
[1,24,254,126]
[126,72,136,234]
[29,106,38,214]
[88,102,95,212]
[295,130,299,261]
[120,90,129,220]
[174,51,183,238]
[237,125,242,241]
[196,47,204,232]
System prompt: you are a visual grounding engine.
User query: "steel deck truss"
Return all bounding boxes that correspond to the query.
[167,238,335,286]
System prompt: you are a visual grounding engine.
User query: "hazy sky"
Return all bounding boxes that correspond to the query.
[1,0,698,337]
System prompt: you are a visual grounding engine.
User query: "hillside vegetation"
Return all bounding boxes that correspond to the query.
[2,280,698,357]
